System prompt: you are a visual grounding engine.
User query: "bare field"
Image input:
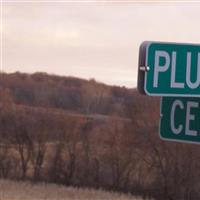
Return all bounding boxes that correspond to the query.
[0,179,145,200]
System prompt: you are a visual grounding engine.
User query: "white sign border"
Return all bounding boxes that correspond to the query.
[143,41,200,97]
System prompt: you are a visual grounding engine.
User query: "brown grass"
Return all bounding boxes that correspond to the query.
[0,179,146,200]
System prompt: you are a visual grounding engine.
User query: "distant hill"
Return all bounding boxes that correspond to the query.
[1,72,200,200]
[0,71,164,200]
[0,72,159,118]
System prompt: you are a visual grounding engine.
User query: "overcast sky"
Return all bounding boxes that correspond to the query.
[1,1,200,88]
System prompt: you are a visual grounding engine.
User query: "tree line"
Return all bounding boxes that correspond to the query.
[0,72,133,117]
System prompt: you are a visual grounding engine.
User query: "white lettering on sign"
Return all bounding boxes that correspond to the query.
[153,50,200,89]
[170,100,199,136]
[170,100,183,134]
[185,101,198,136]
[171,52,185,89]
[153,51,170,88]
[186,52,200,89]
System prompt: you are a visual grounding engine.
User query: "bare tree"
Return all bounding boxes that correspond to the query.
[12,118,32,180]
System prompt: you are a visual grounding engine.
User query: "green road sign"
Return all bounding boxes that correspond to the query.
[138,41,200,97]
[160,97,200,144]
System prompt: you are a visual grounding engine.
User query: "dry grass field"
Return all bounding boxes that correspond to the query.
[0,179,146,200]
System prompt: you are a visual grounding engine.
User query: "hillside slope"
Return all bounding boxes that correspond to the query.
[0,72,159,118]
[0,72,165,200]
